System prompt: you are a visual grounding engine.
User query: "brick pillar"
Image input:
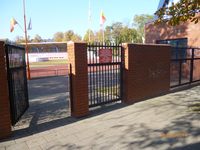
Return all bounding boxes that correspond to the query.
[68,42,89,117]
[122,43,170,104]
[0,41,12,139]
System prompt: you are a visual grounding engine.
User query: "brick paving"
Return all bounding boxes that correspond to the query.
[1,77,200,150]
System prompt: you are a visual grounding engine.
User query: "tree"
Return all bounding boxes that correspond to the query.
[83,29,95,43]
[64,30,74,41]
[72,34,82,42]
[83,21,146,43]
[104,26,112,42]
[110,22,123,43]
[133,14,153,42]
[109,22,142,43]
[120,27,141,43]
[94,30,104,42]
[155,0,200,25]
[15,36,31,43]
[32,34,42,42]
[63,30,82,42]
[53,32,64,42]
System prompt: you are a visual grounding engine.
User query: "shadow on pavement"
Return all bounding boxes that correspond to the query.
[2,76,200,150]
[11,102,127,140]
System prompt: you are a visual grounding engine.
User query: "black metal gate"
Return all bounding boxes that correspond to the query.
[5,44,29,125]
[87,43,123,107]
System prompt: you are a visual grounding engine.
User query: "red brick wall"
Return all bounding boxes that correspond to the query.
[145,13,200,47]
[123,44,170,104]
[68,42,89,117]
[0,41,12,139]
[145,15,200,83]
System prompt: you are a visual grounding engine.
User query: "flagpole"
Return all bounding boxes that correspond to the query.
[100,24,104,43]
[102,25,104,43]
[23,0,31,80]
[88,0,91,43]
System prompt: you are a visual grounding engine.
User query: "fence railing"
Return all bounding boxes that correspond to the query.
[170,47,200,88]
[87,43,123,107]
[28,55,69,79]
[30,67,68,78]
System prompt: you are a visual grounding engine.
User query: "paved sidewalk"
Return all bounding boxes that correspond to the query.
[1,84,200,149]
[13,76,70,132]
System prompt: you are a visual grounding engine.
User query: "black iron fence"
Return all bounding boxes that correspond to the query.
[170,47,200,88]
[5,44,29,125]
[87,43,123,107]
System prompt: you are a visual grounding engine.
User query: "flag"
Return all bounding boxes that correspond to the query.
[100,10,106,25]
[28,18,32,30]
[10,17,18,32]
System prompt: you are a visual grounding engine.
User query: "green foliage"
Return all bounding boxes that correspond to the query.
[120,27,141,43]
[110,22,124,43]
[155,0,200,25]
[53,32,64,42]
[96,85,119,96]
[95,30,104,42]
[53,30,82,42]
[15,35,31,43]
[64,30,82,42]
[84,20,144,44]
[32,34,42,42]
[83,29,93,43]
[133,14,154,41]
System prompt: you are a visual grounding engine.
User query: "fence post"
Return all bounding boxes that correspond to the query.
[190,48,194,83]
[68,42,89,117]
[0,41,12,139]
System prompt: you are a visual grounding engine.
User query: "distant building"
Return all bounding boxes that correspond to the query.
[145,0,200,48]
[20,42,68,62]
[21,42,67,53]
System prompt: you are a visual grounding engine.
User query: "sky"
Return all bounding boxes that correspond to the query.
[0,0,160,41]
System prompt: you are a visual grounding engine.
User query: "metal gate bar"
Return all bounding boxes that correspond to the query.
[88,43,123,107]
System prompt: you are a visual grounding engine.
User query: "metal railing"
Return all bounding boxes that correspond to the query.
[30,68,68,78]
[170,47,200,88]
[87,43,123,107]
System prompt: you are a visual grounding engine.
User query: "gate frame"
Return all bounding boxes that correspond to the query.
[5,44,29,125]
[87,43,124,107]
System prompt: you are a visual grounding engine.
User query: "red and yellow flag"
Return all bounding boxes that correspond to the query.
[10,18,18,32]
[100,10,106,25]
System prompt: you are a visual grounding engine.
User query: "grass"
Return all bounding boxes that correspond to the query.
[30,59,68,68]
[96,86,120,96]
